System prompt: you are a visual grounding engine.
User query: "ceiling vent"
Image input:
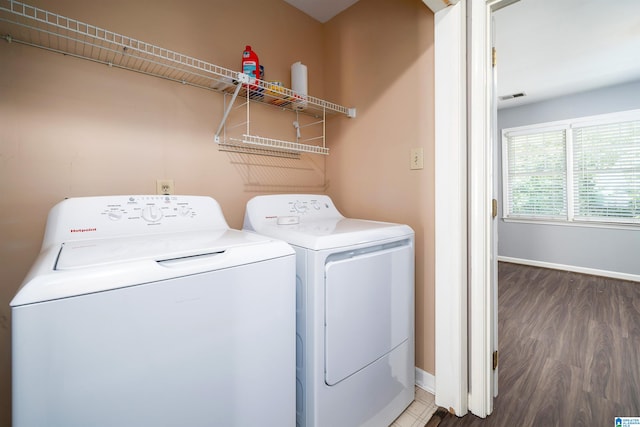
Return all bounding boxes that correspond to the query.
[499,92,527,101]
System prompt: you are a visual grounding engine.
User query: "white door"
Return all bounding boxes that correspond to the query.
[434,0,469,416]
[434,0,519,418]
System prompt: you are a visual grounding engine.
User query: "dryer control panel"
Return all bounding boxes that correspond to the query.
[42,195,229,248]
[289,198,331,215]
[244,194,343,231]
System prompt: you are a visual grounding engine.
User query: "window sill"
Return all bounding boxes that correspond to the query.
[501,217,640,231]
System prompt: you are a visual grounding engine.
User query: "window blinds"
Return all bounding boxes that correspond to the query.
[504,129,567,219]
[502,111,640,226]
[573,119,640,223]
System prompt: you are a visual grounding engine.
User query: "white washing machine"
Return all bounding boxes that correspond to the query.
[243,194,415,427]
[11,195,296,427]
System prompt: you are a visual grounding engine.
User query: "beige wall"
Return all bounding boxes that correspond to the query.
[0,0,434,422]
[323,0,435,375]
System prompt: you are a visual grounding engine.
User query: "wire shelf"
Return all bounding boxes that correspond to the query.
[234,134,330,156]
[217,140,301,160]
[0,0,355,121]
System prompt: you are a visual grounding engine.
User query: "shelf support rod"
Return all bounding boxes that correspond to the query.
[214,73,247,143]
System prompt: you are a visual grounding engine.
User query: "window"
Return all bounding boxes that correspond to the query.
[502,110,640,226]
[503,126,567,219]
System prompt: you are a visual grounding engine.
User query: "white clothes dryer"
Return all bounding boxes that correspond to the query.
[11,195,296,427]
[244,194,415,427]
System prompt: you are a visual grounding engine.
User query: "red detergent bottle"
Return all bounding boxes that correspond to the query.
[242,45,260,83]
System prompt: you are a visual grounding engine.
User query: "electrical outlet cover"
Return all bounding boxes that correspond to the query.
[156,179,175,195]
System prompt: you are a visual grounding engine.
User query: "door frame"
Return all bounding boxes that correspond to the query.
[467,0,493,417]
[433,0,516,418]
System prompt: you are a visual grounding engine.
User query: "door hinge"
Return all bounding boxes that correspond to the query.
[492,47,497,67]
[493,350,499,370]
[492,198,498,219]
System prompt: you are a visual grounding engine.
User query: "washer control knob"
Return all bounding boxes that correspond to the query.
[311,201,321,210]
[293,201,307,213]
[141,205,163,222]
[178,206,192,216]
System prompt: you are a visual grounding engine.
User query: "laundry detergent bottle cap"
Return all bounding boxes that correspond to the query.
[242,45,260,82]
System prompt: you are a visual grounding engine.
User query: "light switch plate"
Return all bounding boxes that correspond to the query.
[410,148,424,170]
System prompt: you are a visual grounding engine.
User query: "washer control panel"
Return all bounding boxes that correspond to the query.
[43,195,229,247]
[100,196,198,224]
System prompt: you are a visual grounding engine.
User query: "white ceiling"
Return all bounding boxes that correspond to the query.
[284,0,640,109]
[495,0,640,109]
[283,0,359,23]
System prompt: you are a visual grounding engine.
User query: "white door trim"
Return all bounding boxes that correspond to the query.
[434,0,468,416]
[467,0,493,417]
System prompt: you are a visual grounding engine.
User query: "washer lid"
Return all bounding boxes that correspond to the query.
[251,218,413,250]
[55,230,250,270]
[11,230,294,306]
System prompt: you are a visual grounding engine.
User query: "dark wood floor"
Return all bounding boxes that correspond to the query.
[437,262,640,427]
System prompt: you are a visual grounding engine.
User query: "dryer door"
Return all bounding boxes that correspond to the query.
[324,240,413,386]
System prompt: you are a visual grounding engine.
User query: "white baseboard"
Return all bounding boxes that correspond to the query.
[498,256,640,283]
[415,367,435,394]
